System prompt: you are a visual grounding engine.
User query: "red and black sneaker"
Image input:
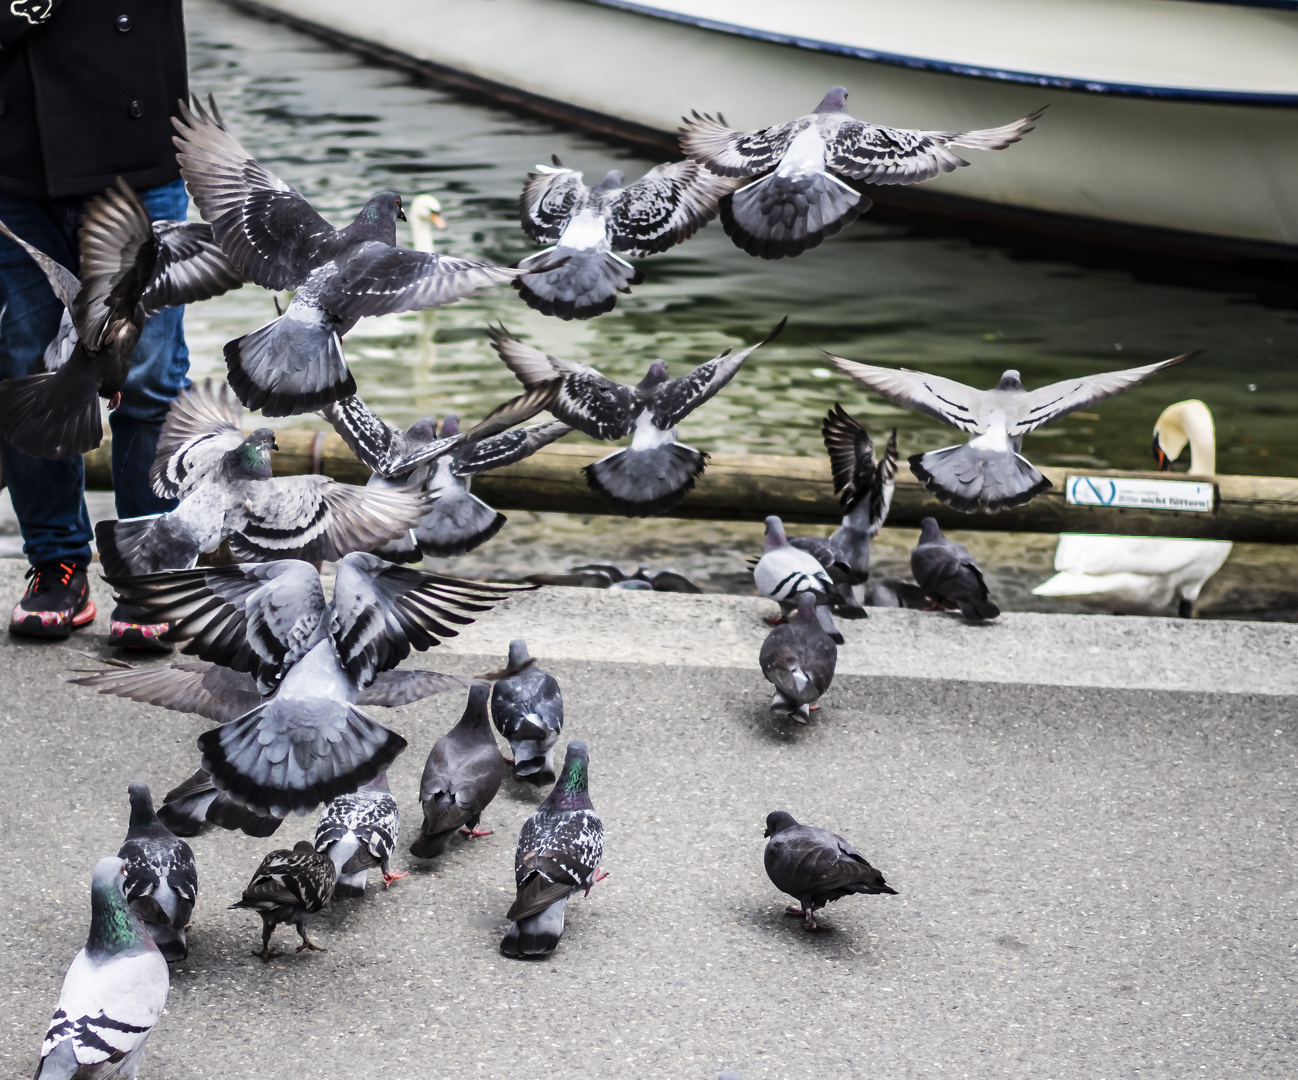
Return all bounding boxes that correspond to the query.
[9,561,96,640]
[107,602,172,653]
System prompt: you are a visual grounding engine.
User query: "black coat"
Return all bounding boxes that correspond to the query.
[0,0,188,200]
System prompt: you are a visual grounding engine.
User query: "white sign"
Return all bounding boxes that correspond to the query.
[1065,475,1215,513]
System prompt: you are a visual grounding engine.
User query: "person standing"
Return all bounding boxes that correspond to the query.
[0,0,190,641]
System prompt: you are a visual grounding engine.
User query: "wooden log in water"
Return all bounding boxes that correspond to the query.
[82,434,1298,543]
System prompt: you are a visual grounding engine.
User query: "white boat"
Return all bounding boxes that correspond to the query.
[227,0,1298,260]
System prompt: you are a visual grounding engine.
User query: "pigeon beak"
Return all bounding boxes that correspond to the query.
[397,204,407,222]
[428,211,447,230]
[763,827,771,838]
[271,439,280,452]
[1152,436,1170,471]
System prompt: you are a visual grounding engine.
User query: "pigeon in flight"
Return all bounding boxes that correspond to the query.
[156,768,284,839]
[680,87,1043,259]
[501,741,606,958]
[829,353,1193,512]
[763,810,896,932]
[173,95,527,416]
[487,639,564,783]
[231,840,337,962]
[34,857,169,1079]
[759,591,838,723]
[752,515,843,644]
[515,155,736,319]
[0,179,243,459]
[488,319,784,515]
[116,783,198,964]
[911,517,1000,622]
[409,682,508,859]
[315,774,405,897]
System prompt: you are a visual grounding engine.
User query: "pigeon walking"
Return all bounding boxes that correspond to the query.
[501,741,606,958]
[680,86,1042,259]
[231,841,337,962]
[489,319,783,515]
[410,682,508,859]
[763,811,896,932]
[34,857,169,1079]
[173,95,528,416]
[116,784,198,964]
[829,353,1193,512]
[315,774,404,897]
[751,515,843,643]
[911,517,1000,622]
[759,592,837,723]
[515,155,735,319]
[488,639,564,783]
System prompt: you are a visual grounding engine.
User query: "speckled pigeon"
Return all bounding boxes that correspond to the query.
[231,840,337,962]
[116,783,198,964]
[315,774,404,897]
[911,517,1000,621]
[759,591,837,723]
[487,639,564,783]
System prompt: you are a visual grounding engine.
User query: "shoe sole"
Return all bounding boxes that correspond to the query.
[9,599,97,640]
[109,620,173,653]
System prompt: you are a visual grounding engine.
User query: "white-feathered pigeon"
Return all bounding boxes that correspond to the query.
[116,783,198,964]
[315,774,404,897]
[752,515,843,644]
[230,840,337,962]
[34,857,169,1079]
[763,810,896,932]
[759,591,837,723]
[828,352,1194,512]
[680,86,1042,259]
[911,517,1000,622]
[487,639,564,783]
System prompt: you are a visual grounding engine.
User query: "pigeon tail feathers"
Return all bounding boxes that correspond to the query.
[95,515,201,577]
[514,246,642,321]
[225,315,355,417]
[584,443,708,517]
[500,896,567,958]
[721,172,868,260]
[910,444,1051,514]
[0,366,102,460]
[413,487,506,557]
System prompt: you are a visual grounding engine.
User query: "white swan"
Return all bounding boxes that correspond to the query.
[1032,400,1232,617]
[408,193,447,252]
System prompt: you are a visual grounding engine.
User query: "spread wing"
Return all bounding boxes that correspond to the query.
[678,111,800,178]
[519,159,588,244]
[76,177,156,350]
[0,218,80,309]
[320,393,462,479]
[149,378,245,499]
[651,317,785,430]
[68,662,264,722]
[456,420,572,476]
[822,405,897,526]
[608,160,735,257]
[828,355,985,434]
[141,219,245,309]
[1009,353,1194,436]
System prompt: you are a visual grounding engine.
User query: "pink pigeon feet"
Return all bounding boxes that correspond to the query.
[382,870,409,889]
[763,614,785,626]
[107,392,121,410]
[585,868,609,896]
[459,826,493,839]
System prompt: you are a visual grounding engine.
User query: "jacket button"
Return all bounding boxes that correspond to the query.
[128,100,143,118]
[117,14,131,31]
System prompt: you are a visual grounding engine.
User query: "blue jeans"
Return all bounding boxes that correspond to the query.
[0,179,191,567]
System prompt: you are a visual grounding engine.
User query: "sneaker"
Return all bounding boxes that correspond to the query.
[108,602,172,653]
[9,561,95,639]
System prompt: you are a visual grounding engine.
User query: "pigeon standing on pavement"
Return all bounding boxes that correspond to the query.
[763,811,896,932]
[759,591,838,723]
[911,517,1000,622]
[315,774,405,897]
[501,741,606,958]
[680,86,1042,259]
[116,783,198,963]
[34,857,170,1079]
[231,840,337,962]
[828,353,1193,512]
[752,515,843,643]
[410,682,508,859]
[488,639,564,784]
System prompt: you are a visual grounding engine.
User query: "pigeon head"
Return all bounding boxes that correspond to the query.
[351,190,404,244]
[814,86,849,113]
[456,681,493,733]
[763,515,789,550]
[995,370,1025,392]
[507,638,532,669]
[226,428,277,480]
[790,590,820,624]
[918,516,943,543]
[764,810,799,838]
[440,414,461,437]
[406,417,438,444]
[125,782,169,838]
[87,856,149,958]
[543,740,593,812]
[639,359,670,389]
[596,169,626,191]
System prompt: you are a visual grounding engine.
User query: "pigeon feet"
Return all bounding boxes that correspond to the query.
[763,614,785,626]
[253,947,283,963]
[784,905,806,918]
[107,392,121,410]
[460,826,493,839]
[382,870,409,889]
[295,939,326,953]
[594,868,609,883]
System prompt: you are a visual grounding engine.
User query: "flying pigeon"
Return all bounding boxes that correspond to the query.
[487,639,564,783]
[410,682,508,858]
[515,155,736,319]
[752,515,843,644]
[116,783,198,964]
[156,768,284,839]
[828,353,1194,512]
[34,857,169,1079]
[0,179,243,459]
[315,774,404,897]
[759,591,838,723]
[680,87,1043,259]
[911,517,1000,621]
[763,810,896,931]
[501,741,606,958]
[231,840,337,961]
[488,318,784,515]
[106,554,526,818]
[173,95,528,417]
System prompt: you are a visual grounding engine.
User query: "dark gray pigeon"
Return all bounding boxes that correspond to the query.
[487,639,564,783]
[117,783,198,964]
[763,810,896,931]
[910,517,1000,621]
[155,768,284,839]
[501,741,606,958]
[829,353,1193,512]
[173,95,527,417]
[516,155,735,319]
[526,563,700,592]
[231,840,337,962]
[489,319,783,515]
[410,682,508,858]
[681,87,1042,259]
[752,515,843,644]
[759,591,837,723]
[315,774,404,897]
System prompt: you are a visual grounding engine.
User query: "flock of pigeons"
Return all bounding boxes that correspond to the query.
[13,87,1199,1079]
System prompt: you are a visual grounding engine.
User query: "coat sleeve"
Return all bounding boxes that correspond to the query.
[0,1,67,51]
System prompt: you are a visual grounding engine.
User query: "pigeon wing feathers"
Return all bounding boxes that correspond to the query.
[141,220,245,309]
[822,404,875,508]
[0,218,80,309]
[150,379,245,499]
[75,177,156,350]
[486,324,593,387]
[608,160,734,257]
[871,428,899,533]
[519,164,588,244]
[1011,353,1194,436]
[651,318,785,430]
[356,669,466,707]
[319,394,461,479]
[455,421,572,476]
[828,356,985,433]
[678,112,799,177]
[68,662,264,723]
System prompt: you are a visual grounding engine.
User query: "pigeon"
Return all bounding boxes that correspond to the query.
[94,379,433,576]
[863,578,936,609]
[488,318,784,515]
[34,857,169,1080]
[911,517,1000,622]
[230,840,337,962]
[759,591,838,723]
[409,682,508,858]
[752,515,843,644]
[156,768,284,839]
[526,562,701,592]
[315,774,404,897]
[515,154,735,319]
[116,783,198,964]
[828,353,1194,512]
[105,554,526,818]
[680,87,1042,259]
[487,639,564,783]
[173,95,528,417]
[0,179,243,460]
[763,810,896,931]
[501,740,606,958]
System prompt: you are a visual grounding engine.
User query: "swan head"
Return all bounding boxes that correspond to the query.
[1153,399,1216,475]
[408,193,447,252]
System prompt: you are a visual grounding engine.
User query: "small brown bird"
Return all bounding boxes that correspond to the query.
[230,841,336,961]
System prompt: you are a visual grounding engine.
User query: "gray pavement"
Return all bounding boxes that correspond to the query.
[1,563,1295,1079]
